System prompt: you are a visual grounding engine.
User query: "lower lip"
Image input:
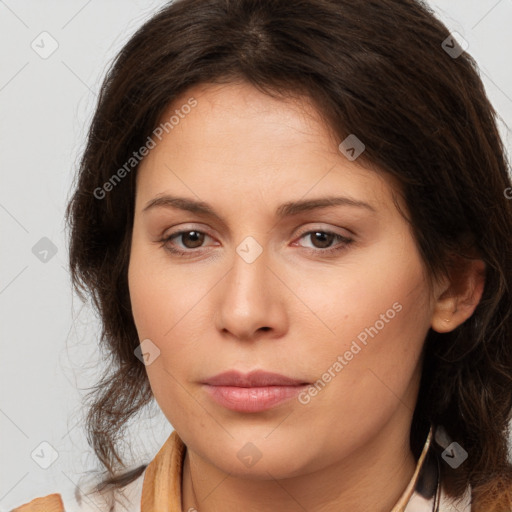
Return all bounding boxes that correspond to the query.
[203,384,308,412]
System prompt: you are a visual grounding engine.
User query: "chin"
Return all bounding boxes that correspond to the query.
[194,434,315,479]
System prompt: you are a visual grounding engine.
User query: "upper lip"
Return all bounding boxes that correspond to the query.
[202,370,309,387]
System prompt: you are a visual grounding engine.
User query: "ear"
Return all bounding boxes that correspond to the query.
[431,255,486,333]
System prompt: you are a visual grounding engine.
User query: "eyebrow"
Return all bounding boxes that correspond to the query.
[142,194,377,219]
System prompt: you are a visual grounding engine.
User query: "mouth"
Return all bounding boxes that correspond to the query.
[201,370,310,413]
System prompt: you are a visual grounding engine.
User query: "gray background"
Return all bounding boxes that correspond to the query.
[1,1,511,510]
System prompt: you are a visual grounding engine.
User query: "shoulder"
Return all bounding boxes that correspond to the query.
[10,493,65,511]
[10,469,147,512]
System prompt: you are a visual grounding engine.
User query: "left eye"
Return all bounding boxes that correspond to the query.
[297,230,351,250]
[293,230,354,254]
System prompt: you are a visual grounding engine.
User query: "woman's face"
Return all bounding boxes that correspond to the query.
[128,81,438,479]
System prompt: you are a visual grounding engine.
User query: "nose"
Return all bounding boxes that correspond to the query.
[214,242,288,342]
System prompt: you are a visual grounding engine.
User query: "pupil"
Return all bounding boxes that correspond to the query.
[184,231,203,248]
[313,232,333,248]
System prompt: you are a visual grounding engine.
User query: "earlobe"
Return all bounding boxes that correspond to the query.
[430,257,486,333]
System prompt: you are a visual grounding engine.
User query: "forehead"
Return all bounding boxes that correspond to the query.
[159,81,337,155]
[135,81,403,218]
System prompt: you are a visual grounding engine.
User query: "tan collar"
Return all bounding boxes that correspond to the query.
[141,429,186,511]
[391,425,435,512]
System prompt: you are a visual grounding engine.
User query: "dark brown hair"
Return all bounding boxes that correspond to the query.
[66,0,512,510]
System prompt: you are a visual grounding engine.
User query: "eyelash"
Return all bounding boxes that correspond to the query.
[158,228,354,258]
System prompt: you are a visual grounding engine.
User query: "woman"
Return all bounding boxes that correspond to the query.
[12,0,512,511]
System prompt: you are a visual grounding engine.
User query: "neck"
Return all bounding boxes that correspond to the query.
[181,415,419,512]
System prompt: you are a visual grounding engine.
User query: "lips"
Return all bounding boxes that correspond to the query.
[201,369,309,387]
[201,370,310,413]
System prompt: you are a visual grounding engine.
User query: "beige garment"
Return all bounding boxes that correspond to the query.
[11,426,473,511]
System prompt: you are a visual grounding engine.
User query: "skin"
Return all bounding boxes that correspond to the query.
[128,81,485,512]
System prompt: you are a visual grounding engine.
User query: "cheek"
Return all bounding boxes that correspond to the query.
[128,238,212,402]
[128,247,199,427]
[293,240,431,358]
[295,237,432,407]
[128,233,195,344]
[293,269,430,465]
